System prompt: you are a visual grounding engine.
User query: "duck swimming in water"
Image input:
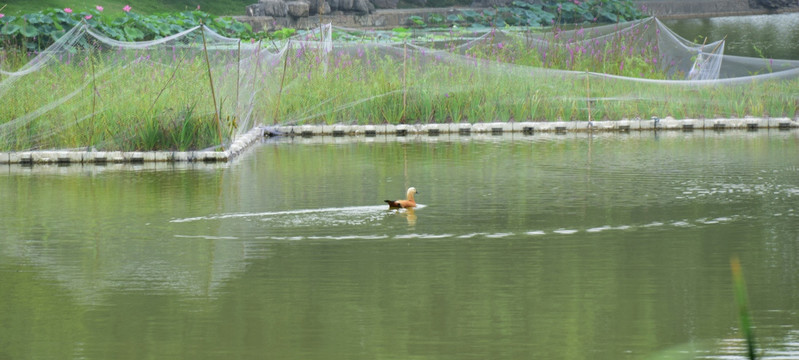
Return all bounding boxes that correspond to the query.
[385,187,418,208]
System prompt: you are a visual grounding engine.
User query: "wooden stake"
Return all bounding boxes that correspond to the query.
[273,40,291,125]
[200,23,224,150]
[402,42,407,123]
[586,72,592,123]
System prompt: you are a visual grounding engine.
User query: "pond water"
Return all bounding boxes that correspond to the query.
[663,13,799,60]
[1,130,798,359]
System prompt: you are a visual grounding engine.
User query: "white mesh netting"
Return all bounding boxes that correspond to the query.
[1,17,798,151]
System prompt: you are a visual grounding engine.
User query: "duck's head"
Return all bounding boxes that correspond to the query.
[407,187,418,200]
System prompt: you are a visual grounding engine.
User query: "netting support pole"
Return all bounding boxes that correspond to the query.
[586,72,592,124]
[90,31,98,147]
[274,40,291,125]
[236,40,241,124]
[200,24,225,150]
[402,42,407,123]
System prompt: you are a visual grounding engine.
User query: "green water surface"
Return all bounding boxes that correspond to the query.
[1,130,798,360]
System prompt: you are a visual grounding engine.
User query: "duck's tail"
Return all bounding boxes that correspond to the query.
[385,200,400,208]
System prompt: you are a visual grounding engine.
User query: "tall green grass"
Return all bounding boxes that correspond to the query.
[2,22,798,151]
[0,46,236,151]
[261,35,798,125]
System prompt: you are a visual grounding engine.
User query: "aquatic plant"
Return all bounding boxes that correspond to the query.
[0,6,257,53]
[731,256,757,360]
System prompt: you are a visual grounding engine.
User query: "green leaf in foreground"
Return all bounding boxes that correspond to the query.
[20,25,39,38]
[124,26,145,41]
[1,23,21,36]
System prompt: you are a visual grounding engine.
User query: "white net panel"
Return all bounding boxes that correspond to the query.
[0,24,249,151]
[1,18,798,151]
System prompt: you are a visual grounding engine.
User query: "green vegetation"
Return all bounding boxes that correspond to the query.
[0,50,236,151]
[261,27,797,126]
[1,2,797,151]
[0,0,252,16]
[732,256,758,360]
[434,0,642,28]
[0,7,258,54]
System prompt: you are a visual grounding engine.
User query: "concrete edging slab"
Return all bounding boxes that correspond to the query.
[2,119,796,165]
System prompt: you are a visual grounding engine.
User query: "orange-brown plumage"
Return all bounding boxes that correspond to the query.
[385,187,418,208]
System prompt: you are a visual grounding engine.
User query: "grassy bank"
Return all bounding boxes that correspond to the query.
[4,23,795,151]
[261,27,797,125]
[2,6,797,151]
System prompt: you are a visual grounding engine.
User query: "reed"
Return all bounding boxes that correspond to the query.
[731,256,757,360]
[2,23,798,151]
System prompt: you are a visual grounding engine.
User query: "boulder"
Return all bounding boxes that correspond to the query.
[749,0,798,8]
[329,0,351,11]
[328,0,371,13]
[246,0,288,17]
[354,0,372,13]
[245,4,262,15]
[303,0,332,15]
[471,0,513,6]
[371,0,399,8]
[286,1,311,17]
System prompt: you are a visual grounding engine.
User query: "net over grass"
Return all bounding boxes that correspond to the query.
[1,17,798,151]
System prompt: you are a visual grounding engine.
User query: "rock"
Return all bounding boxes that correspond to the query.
[328,0,371,13]
[471,0,513,6]
[749,0,798,8]
[304,0,332,15]
[354,0,372,13]
[330,0,351,11]
[371,0,399,8]
[247,0,288,17]
[286,1,310,17]
[245,4,263,15]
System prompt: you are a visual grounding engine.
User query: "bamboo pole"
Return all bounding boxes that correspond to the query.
[200,23,224,150]
[402,42,407,123]
[273,40,291,125]
[236,40,241,121]
[586,72,592,124]
[89,35,97,145]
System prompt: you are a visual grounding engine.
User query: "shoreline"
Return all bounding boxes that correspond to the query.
[1,117,797,166]
[234,6,799,32]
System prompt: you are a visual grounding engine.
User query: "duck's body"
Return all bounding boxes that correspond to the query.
[385,187,418,208]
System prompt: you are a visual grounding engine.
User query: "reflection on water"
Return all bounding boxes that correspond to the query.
[1,130,798,359]
[664,13,799,59]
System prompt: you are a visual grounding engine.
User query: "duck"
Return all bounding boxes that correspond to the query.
[385,187,418,208]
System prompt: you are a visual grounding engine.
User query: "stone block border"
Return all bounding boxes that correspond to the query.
[2,118,796,165]
[276,117,797,137]
[1,126,265,165]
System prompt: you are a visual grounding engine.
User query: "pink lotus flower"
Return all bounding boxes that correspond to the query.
[96,5,104,11]
[64,8,73,13]
[197,5,201,10]
[0,13,4,18]
[85,14,93,19]
[123,5,132,12]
